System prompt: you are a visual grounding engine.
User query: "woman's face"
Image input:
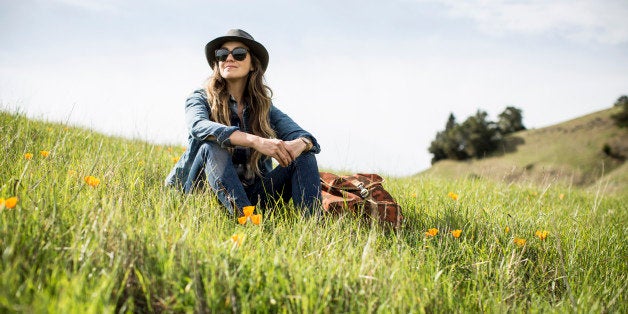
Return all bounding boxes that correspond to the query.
[218,41,253,81]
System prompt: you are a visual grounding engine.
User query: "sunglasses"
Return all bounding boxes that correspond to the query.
[215,47,249,62]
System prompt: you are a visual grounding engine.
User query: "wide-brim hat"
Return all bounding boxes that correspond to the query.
[205,29,269,73]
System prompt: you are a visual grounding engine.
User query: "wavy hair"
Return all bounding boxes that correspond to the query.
[205,53,275,175]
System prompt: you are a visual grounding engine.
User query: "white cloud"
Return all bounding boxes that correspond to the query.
[429,0,628,44]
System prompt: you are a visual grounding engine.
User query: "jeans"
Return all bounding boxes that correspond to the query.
[183,141,322,217]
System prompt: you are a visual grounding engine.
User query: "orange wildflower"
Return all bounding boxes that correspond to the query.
[425,228,439,237]
[231,233,244,246]
[0,198,4,210]
[237,216,248,225]
[84,176,100,187]
[238,206,262,225]
[514,238,526,247]
[39,150,50,158]
[447,192,458,201]
[243,206,254,217]
[5,197,18,209]
[535,230,549,241]
[559,194,565,200]
[451,229,462,238]
[24,153,33,160]
[171,157,179,163]
[250,214,262,225]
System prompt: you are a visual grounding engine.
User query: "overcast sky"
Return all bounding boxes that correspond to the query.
[1,0,627,176]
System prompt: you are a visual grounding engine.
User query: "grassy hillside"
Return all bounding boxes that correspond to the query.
[421,107,628,195]
[1,109,626,312]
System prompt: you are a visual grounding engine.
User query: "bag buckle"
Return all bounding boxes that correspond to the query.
[357,183,369,198]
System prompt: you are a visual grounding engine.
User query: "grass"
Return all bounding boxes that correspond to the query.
[1,109,627,313]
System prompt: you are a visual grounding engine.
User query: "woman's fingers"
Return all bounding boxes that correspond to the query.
[259,138,292,166]
[274,140,293,166]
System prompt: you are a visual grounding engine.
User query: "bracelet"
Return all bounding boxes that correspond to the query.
[299,137,313,151]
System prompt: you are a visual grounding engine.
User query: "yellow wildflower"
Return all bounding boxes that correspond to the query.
[505,226,510,234]
[447,192,458,201]
[514,238,526,247]
[451,229,462,238]
[0,198,4,210]
[425,228,439,237]
[231,233,244,246]
[24,153,33,160]
[84,176,100,187]
[559,194,565,200]
[39,150,50,158]
[535,230,549,241]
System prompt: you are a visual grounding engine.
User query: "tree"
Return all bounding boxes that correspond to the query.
[428,106,524,162]
[445,113,456,131]
[614,95,628,107]
[611,95,628,128]
[460,110,501,158]
[428,113,469,163]
[497,106,526,134]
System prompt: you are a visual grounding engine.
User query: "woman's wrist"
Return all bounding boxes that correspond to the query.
[299,137,313,152]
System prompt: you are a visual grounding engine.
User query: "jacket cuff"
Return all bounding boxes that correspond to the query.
[216,126,239,148]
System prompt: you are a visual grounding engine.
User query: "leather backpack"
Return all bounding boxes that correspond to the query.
[320,172,403,228]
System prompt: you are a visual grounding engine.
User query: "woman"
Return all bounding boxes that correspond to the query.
[165,29,322,218]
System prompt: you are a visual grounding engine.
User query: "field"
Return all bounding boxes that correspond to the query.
[1,110,626,313]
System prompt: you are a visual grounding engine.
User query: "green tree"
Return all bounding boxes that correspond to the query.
[428,113,469,163]
[460,110,502,158]
[611,95,628,127]
[497,106,526,134]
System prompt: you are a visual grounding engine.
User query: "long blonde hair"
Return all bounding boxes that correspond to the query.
[205,54,276,175]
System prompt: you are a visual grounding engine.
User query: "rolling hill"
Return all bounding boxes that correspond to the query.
[419,106,627,195]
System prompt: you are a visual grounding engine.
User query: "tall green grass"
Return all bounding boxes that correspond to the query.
[1,110,626,313]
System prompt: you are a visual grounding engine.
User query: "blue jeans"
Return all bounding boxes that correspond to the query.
[183,142,322,217]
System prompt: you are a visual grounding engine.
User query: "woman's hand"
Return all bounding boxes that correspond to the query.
[228,131,308,167]
[253,137,293,167]
[284,138,308,161]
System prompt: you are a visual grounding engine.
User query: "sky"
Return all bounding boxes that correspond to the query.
[1,0,627,176]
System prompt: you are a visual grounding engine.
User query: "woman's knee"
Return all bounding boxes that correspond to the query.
[295,152,319,169]
[198,142,230,162]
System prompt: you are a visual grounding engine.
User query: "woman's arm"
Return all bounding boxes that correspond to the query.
[269,105,321,154]
[184,90,239,147]
[228,130,303,167]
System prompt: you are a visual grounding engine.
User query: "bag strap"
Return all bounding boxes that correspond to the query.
[320,172,384,198]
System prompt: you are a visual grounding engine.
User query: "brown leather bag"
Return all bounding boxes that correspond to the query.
[320,172,403,228]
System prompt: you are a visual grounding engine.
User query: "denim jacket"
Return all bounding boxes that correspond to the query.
[165,88,320,188]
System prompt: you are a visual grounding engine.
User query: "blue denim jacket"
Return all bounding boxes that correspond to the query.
[165,89,320,188]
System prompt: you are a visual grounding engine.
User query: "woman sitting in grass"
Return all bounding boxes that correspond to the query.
[165,29,322,218]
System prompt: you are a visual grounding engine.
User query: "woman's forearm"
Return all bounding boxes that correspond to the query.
[229,130,297,167]
[228,130,261,148]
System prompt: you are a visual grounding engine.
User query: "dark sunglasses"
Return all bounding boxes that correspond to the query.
[215,47,249,62]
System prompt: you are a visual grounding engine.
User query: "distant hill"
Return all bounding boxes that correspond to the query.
[419,106,627,195]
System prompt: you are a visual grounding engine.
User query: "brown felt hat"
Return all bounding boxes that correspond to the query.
[205,29,269,73]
